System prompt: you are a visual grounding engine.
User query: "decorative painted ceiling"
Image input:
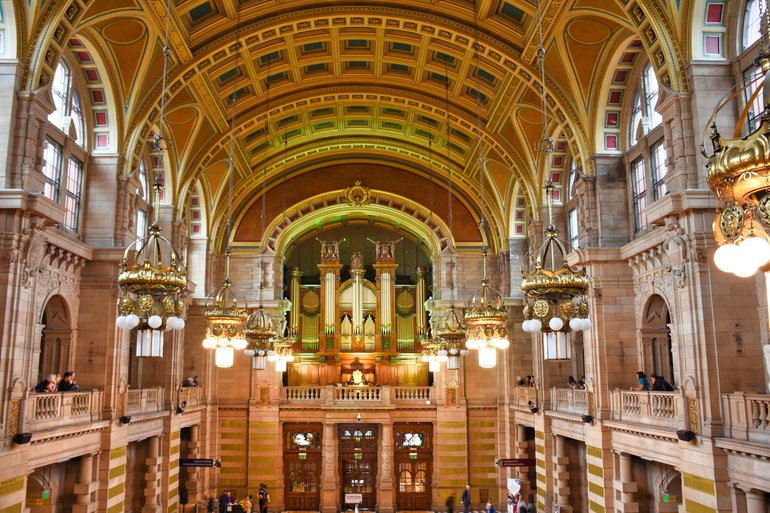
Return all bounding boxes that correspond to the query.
[15,0,698,251]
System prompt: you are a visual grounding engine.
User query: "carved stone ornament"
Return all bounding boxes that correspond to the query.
[344,180,371,207]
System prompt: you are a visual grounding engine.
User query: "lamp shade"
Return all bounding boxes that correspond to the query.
[543,331,571,360]
[478,346,497,368]
[215,346,234,368]
[429,360,440,373]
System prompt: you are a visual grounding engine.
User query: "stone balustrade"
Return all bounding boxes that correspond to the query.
[721,392,770,445]
[512,385,537,408]
[281,385,432,407]
[178,386,204,408]
[550,387,590,416]
[124,387,164,415]
[610,389,685,429]
[25,390,103,432]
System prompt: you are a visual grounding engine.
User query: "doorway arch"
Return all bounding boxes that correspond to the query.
[641,295,675,386]
[38,295,73,384]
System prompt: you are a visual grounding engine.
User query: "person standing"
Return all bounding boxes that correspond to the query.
[461,485,471,513]
[446,492,456,513]
[258,484,269,513]
[219,491,230,513]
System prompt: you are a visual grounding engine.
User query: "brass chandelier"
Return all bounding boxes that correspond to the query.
[202,27,247,369]
[115,3,186,357]
[244,269,278,371]
[520,0,590,361]
[707,2,770,277]
[520,184,591,360]
[202,249,247,368]
[436,302,469,370]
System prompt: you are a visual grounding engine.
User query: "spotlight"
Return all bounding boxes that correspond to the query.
[120,415,132,425]
[12,433,32,444]
[581,415,593,424]
[676,429,696,442]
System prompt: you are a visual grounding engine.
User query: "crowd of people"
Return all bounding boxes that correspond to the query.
[516,376,535,387]
[33,371,79,393]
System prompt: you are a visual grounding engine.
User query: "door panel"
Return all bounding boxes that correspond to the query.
[394,423,432,511]
[338,424,379,510]
[283,423,322,511]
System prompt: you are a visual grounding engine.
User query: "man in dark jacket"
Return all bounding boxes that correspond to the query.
[461,485,471,513]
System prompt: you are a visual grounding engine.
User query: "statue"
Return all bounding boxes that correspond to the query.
[376,240,395,261]
[321,240,339,261]
[350,252,364,270]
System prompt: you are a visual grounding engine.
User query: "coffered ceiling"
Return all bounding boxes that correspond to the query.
[19,0,692,249]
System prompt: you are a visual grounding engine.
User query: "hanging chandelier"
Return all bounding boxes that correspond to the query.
[464,251,509,368]
[436,304,469,370]
[244,303,276,370]
[706,3,770,277]
[520,183,591,360]
[519,0,590,361]
[202,249,247,368]
[420,315,446,373]
[115,6,186,357]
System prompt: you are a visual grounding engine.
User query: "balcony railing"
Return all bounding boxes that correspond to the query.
[513,386,537,408]
[26,390,103,432]
[722,392,770,445]
[550,387,590,416]
[610,389,685,429]
[125,387,164,415]
[179,387,204,408]
[281,385,432,407]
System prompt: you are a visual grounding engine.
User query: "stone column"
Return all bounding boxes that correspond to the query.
[614,452,638,513]
[142,435,162,513]
[745,489,767,513]
[553,436,572,513]
[187,425,201,502]
[73,453,97,513]
[320,423,338,513]
[289,268,302,337]
[378,422,395,513]
[415,267,427,337]
[514,425,531,500]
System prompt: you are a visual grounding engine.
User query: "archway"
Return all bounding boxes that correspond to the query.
[38,295,73,384]
[641,295,675,386]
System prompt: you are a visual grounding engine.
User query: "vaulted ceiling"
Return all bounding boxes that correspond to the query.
[18,0,693,251]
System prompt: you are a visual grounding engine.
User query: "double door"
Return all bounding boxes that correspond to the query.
[338,424,379,510]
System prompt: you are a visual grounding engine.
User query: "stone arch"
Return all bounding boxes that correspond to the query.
[61,32,122,153]
[688,0,729,61]
[187,181,209,299]
[640,293,677,386]
[593,36,647,154]
[38,294,74,385]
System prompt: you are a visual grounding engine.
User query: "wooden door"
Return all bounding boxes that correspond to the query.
[394,423,432,510]
[283,423,322,511]
[338,424,379,510]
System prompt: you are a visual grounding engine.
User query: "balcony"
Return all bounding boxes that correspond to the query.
[25,390,104,433]
[179,386,205,409]
[281,385,432,408]
[124,387,165,415]
[512,385,537,409]
[722,392,770,445]
[550,387,590,416]
[609,389,685,430]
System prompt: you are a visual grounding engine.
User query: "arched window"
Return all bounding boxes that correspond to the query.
[629,92,643,147]
[643,64,662,130]
[47,62,85,147]
[744,0,763,51]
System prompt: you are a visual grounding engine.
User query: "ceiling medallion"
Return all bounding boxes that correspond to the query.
[344,180,371,207]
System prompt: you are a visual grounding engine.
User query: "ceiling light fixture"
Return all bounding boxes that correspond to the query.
[116,0,186,357]
[520,0,591,361]
[463,0,510,368]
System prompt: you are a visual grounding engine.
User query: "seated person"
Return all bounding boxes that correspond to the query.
[57,371,79,392]
[630,371,650,391]
[34,374,57,393]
